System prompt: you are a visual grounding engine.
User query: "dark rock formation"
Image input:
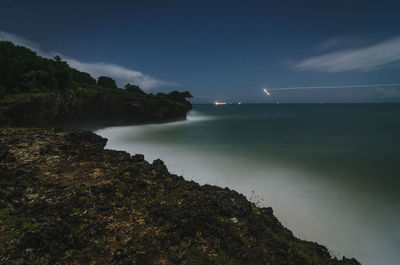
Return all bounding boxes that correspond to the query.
[0,91,192,129]
[0,128,361,265]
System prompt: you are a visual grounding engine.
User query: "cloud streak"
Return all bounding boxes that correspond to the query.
[293,36,400,72]
[0,31,43,54]
[0,30,176,89]
[65,58,178,89]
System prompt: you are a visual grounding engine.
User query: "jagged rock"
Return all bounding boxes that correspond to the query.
[0,128,361,265]
[152,159,169,174]
[0,142,8,160]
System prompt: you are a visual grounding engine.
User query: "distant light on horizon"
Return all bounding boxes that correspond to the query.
[214,101,227,105]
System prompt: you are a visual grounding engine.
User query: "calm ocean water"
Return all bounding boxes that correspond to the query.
[96,104,400,265]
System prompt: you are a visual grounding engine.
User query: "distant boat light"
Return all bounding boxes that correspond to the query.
[214,101,227,106]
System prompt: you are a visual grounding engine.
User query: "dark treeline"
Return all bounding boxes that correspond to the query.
[0,41,95,95]
[0,41,192,102]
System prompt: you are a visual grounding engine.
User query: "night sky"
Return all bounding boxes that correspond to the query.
[1,0,400,103]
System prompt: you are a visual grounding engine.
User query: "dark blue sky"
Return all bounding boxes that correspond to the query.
[1,0,400,102]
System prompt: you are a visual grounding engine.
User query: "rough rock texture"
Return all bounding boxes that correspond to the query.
[0,128,360,265]
[0,91,192,129]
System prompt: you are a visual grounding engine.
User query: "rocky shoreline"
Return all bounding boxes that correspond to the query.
[0,91,192,130]
[0,127,360,264]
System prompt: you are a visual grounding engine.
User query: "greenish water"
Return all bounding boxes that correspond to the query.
[96,104,400,265]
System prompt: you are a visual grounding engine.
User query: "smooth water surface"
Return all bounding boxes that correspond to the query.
[96,104,400,265]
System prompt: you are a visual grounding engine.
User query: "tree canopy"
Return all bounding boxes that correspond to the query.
[0,41,193,105]
[97,76,117,89]
[0,41,97,97]
[124,83,145,95]
[168,90,193,101]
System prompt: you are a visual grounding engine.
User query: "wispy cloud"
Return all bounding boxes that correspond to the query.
[315,37,366,51]
[65,58,178,89]
[316,37,346,51]
[0,31,43,54]
[0,30,176,89]
[293,36,400,72]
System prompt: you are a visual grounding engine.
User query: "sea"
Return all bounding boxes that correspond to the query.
[95,103,400,265]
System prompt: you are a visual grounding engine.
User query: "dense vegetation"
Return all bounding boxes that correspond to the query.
[0,41,192,102]
[0,41,192,128]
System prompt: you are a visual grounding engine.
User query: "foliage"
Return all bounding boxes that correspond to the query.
[97,76,117,89]
[0,84,5,99]
[0,41,193,106]
[0,41,98,95]
[124,83,145,95]
[75,87,97,100]
[168,90,193,100]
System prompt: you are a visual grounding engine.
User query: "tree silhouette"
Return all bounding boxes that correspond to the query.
[97,76,117,89]
[124,83,145,94]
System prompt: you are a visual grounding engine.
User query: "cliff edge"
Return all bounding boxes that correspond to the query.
[0,90,192,129]
[0,41,192,129]
[0,128,360,265]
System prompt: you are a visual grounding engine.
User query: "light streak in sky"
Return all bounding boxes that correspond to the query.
[263,83,400,95]
[263,88,271,96]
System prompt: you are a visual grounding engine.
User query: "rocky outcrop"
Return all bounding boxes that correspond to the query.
[0,128,361,265]
[0,91,192,129]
